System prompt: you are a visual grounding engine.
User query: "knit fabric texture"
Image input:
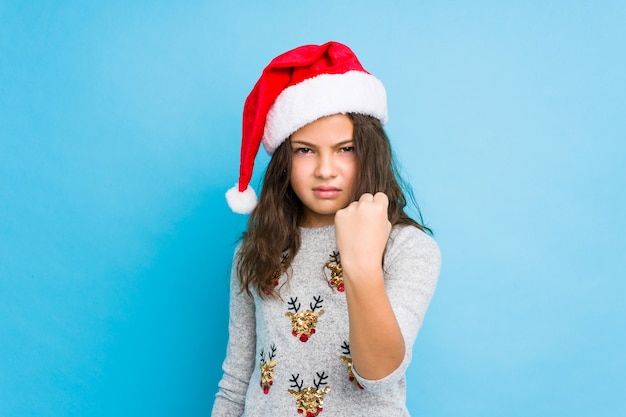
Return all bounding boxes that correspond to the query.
[212,224,441,417]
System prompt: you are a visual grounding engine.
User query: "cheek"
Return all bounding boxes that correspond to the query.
[341,158,358,182]
[289,161,303,184]
[290,158,315,178]
[289,160,310,193]
[344,161,359,197]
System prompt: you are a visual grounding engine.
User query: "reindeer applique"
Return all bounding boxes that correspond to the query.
[339,341,364,390]
[285,296,325,342]
[325,251,344,292]
[264,268,282,295]
[288,372,331,417]
[265,253,288,295]
[259,344,278,394]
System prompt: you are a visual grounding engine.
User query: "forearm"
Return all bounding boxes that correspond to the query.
[335,192,406,379]
[344,268,405,380]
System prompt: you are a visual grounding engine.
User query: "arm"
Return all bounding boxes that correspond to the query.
[335,192,402,380]
[211,248,256,417]
[335,193,441,384]
[344,267,405,380]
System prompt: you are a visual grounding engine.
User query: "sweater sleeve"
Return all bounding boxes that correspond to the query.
[211,248,256,417]
[352,225,441,391]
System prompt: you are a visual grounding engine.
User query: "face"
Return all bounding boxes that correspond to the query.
[289,113,357,227]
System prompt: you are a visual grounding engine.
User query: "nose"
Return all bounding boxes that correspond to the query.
[314,153,337,179]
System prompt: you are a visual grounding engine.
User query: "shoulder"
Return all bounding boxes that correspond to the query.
[389,224,439,252]
[386,224,441,267]
[229,242,243,268]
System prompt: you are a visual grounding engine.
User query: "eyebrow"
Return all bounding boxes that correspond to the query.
[290,139,354,147]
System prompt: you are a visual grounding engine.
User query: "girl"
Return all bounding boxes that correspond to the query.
[213,42,441,417]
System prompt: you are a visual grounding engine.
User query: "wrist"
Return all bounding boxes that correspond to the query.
[343,267,385,292]
[340,255,383,277]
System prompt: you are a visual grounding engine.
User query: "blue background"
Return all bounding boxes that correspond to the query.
[1,1,625,416]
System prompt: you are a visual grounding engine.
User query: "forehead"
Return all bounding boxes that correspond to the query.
[290,114,353,144]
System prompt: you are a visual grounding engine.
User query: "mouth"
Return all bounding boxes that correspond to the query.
[313,186,340,199]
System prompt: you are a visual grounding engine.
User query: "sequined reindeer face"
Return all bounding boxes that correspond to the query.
[259,344,278,395]
[285,296,324,342]
[288,372,331,417]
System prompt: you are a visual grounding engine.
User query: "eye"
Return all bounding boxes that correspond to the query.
[294,147,312,154]
[339,146,355,153]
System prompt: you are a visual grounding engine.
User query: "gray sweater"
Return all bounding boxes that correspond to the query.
[212,224,441,417]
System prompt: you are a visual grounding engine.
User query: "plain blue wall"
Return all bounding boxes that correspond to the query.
[1,1,625,416]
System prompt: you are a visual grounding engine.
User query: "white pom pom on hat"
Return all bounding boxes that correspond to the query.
[226,41,388,214]
[225,184,257,214]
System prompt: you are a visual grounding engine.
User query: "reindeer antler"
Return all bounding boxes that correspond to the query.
[287,297,301,313]
[340,341,351,355]
[289,373,303,392]
[269,344,277,360]
[310,295,323,312]
[314,371,329,389]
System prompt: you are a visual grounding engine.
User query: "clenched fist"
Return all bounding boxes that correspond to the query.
[334,192,392,280]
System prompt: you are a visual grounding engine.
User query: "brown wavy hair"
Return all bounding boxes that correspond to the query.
[237,113,430,297]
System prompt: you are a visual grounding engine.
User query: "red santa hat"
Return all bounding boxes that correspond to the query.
[226,41,388,214]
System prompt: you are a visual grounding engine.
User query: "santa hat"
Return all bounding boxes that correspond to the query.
[226,41,388,214]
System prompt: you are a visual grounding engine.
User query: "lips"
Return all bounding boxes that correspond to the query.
[313,186,340,199]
